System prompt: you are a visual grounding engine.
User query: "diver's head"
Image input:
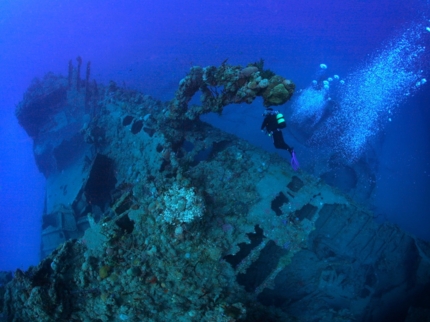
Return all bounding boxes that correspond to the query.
[262,107,274,116]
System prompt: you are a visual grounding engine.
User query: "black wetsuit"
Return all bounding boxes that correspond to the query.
[261,113,293,155]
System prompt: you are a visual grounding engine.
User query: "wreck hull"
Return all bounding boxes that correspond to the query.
[3,65,430,322]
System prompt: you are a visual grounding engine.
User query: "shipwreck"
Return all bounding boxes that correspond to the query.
[1,58,429,322]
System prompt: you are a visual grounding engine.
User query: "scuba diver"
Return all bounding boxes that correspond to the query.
[261,108,300,171]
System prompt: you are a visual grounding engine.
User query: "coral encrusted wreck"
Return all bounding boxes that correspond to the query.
[1,59,430,322]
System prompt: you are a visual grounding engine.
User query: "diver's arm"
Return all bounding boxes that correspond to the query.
[261,117,268,130]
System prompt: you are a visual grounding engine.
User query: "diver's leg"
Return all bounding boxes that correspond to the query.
[273,131,293,155]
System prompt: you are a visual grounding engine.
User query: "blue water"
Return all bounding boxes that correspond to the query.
[0,0,429,271]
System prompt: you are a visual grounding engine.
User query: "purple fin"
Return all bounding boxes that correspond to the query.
[291,151,300,171]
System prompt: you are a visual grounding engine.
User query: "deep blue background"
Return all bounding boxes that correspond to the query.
[0,0,428,271]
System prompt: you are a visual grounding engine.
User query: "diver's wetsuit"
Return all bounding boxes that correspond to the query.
[261,112,293,155]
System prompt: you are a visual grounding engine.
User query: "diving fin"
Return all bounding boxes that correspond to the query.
[291,150,300,171]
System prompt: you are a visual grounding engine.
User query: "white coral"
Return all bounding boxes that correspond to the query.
[160,183,205,224]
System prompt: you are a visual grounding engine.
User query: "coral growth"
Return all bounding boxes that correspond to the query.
[159,183,205,224]
[168,61,295,122]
